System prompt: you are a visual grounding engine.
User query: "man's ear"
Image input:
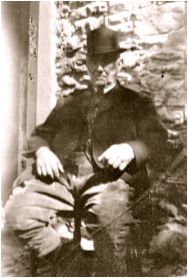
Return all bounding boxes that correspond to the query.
[116,57,123,68]
[115,57,123,73]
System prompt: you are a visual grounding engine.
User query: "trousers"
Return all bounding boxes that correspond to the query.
[5,168,137,274]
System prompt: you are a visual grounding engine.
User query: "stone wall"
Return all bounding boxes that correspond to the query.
[55,1,186,125]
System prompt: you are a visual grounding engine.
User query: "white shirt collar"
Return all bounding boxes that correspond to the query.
[104,82,117,94]
[93,81,117,95]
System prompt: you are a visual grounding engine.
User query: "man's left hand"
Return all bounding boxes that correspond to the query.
[98,143,135,171]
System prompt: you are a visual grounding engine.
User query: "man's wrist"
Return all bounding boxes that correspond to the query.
[36,146,50,157]
[122,143,135,161]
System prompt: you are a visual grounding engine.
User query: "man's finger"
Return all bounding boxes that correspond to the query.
[98,157,108,168]
[52,164,60,178]
[98,151,110,162]
[112,158,122,169]
[41,165,47,176]
[57,161,64,173]
[108,155,118,166]
[119,161,128,171]
[98,153,104,162]
[46,164,54,179]
[37,165,42,176]
[103,151,113,160]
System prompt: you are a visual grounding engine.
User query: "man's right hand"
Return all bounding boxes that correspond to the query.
[36,147,64,179]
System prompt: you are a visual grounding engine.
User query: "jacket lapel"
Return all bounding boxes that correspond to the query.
[93,83,122,115]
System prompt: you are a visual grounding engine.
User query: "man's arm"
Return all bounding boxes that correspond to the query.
[98,95,168,172]
[132,95,168,171]
[25,95,76,178]
[27,103,63,154]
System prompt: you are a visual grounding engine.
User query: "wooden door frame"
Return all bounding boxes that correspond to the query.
[18,2,56,173]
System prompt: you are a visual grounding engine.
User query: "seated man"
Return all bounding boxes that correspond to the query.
[4,25,169,275]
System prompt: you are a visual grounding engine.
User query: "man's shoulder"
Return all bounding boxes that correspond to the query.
[55,87,92,109]
[117,84,153,104]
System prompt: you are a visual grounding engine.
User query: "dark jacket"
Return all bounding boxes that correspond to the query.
[17,83,168,196]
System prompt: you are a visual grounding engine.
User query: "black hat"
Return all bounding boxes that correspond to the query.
[87,25,127,55]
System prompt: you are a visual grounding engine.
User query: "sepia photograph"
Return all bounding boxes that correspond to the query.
[1,1,187,276]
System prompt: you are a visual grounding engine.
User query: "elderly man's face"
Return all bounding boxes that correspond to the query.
[86,53,118,91]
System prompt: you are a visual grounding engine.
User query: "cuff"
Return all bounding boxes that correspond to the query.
[127,140,150,169]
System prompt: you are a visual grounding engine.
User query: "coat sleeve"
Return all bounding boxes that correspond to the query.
[128,95,169,171]
[25,95,76,156]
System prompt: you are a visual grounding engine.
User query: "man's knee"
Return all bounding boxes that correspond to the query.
[5,187,25,228]
[4,187,45,231]
[105,179,134,201]
[86,179,133,207]
[83,179,134,227]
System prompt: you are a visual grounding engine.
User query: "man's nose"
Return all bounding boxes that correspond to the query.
[97,63,104,72]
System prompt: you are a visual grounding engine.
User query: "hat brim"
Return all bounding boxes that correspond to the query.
[89,47,128,55]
